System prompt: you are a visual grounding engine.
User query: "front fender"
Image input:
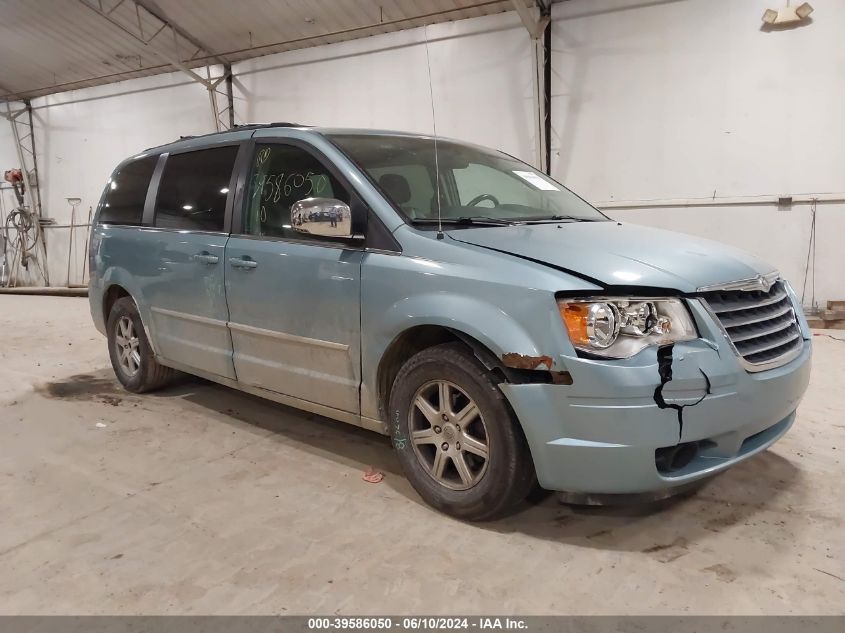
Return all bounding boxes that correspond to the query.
[383,292,552,367]
[361,288,574,420]
[358,241,598,421]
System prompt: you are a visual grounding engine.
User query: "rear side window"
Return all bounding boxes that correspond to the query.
[99,156,158,225]
[154,146,238,232]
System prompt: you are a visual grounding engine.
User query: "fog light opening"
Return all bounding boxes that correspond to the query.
[671,443,698,470]
[656,441,700,474]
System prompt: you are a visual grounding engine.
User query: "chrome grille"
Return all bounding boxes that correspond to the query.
[700,281,802,370]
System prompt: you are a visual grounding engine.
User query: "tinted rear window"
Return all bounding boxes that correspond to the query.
[99,156,158,225]
[154,146,238,232]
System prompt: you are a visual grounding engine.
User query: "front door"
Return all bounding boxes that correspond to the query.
[224,140,362,413]
[143,144,240,379]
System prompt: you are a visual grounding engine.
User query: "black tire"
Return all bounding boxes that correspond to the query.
[106,296,175,393]
[388,342,536,521]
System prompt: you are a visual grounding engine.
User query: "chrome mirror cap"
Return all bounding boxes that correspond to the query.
[290,197,353,239]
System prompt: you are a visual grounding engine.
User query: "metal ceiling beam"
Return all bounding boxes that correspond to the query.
[2,1,510,103]
[77,0,210,86]
[76,0,234,131]
[162,0,508,65]
[0,107,26,123]
[133,0,228,66]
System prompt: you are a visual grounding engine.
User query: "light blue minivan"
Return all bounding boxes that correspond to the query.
[89,124,812,520]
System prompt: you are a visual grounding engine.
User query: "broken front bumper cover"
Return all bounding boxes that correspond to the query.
[499,305,812,494]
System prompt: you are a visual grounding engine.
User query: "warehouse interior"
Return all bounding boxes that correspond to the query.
[1,0,843,619]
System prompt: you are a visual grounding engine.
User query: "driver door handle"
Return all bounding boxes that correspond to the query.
[229,257,258,269]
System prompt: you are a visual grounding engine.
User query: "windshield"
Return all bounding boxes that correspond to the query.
[327,133,608,224]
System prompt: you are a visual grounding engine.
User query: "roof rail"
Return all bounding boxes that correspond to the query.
[234,121,304,129]
[154,122,309,149]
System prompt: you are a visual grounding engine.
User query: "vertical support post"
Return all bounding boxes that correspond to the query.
[25,101,43,216]
[206,66,222,132]
[6,103,36,215]
[225,63,235,129]
[207,86,222,132]
[512,0,551,173]
[206,65,235,132]
[531,38,544,170]
[543,18,552,176]
[26,100,50,285]
[5,99,49,286]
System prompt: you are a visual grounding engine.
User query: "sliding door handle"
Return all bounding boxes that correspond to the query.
[193,252,219,265]
[229,257,258,269]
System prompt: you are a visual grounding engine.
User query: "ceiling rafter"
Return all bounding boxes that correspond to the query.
[77,0,218,87]
[132,0,229,66]
[75,0,235,130]
[0,1,517,103]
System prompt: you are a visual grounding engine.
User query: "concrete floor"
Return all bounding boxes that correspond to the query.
[0,295,843,615]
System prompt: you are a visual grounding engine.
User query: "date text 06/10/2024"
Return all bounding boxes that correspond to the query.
[306,617,528,630]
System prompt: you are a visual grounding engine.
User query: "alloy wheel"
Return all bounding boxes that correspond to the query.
[114,315,141,377]
[409,380,490,490]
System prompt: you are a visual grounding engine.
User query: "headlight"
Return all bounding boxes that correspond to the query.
[558,297,697,359]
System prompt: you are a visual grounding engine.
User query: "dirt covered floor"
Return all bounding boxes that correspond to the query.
[0,295,842,614]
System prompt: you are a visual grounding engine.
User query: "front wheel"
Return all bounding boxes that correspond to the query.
[388,342,536,521]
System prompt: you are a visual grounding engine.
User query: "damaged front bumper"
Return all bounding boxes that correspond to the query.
[499,299,812,494]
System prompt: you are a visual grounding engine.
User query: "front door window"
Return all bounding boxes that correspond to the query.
[244,144,350,240]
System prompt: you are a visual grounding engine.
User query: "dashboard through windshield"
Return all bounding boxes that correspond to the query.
[327,133,609,225]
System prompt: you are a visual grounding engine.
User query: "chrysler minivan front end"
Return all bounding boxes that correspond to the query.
[500,281,812,495]
[333,132,813,507]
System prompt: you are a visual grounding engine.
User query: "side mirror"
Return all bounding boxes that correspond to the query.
[291,197,354,239]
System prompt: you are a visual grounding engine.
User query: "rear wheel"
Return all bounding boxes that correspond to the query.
[388,342,535,521]
[107,296,175,393]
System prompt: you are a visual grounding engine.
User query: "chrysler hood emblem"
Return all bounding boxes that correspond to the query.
[755,273,776,292]
[696,271,780,293]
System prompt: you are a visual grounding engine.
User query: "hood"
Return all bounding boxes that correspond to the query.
[447,221,776,292]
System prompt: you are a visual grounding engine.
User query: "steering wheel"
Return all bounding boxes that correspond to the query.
[467,193,500,207]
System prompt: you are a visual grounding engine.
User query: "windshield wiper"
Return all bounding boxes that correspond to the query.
[521,215,600,223]
[411,216,518,226]
[455,216,519,225]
